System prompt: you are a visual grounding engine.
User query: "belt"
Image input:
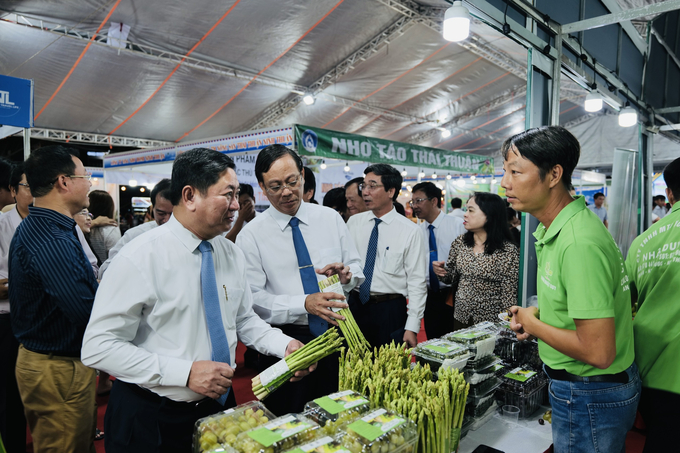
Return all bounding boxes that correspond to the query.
[544,365,629,384]
[351,290,404,304]
[119,379,214,409]
[23,345,81,359]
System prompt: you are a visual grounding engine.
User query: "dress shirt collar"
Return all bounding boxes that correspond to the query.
[27,206,75,230]
[425,210,446,229]
[367,206,397,225]
[166,215,219,253]
[268,200,309,231]
[7,207,23,230]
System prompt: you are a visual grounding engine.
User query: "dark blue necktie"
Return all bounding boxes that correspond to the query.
[359,218,382,304]
[198,240,231,405]
[289,217,327,337]
[428,225,440,291]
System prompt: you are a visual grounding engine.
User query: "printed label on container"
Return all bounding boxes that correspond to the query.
[504,367,537,382]
[314,391,368,415]
[222,407,236,415]
[318,274,345,313]
[451,332,484,340]
[348,409,405,442]
[260,359,290,388]
[491,364,505,372]
[423,340,461,354]
[248,415,313,447]
[288,436,351,453]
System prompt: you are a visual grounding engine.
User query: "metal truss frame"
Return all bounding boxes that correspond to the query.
[25,128,173,148]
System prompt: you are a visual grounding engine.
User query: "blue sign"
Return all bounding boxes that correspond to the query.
[0,75,34,128]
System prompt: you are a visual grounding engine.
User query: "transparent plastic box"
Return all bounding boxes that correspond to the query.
[282,435,351,452]
[467,376,500,401]
[412,339,470,373]
[339,408,418,453]
[464,354,498,371]
[465,392,497,418]
[303,390,371,436]
[494,332,542,370]
[495,380,547,419]
[193,401,276,453]
[446,328,496,359]
[232,414,320,453]
[499,367,544,395]
[464,357,502,385]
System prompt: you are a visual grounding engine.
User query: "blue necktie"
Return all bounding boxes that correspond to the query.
[428,225,440,291]
[289,217,327,337]
[199,240,231,405]
[359,218,382,304]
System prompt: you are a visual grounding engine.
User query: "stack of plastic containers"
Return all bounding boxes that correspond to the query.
[494,329,543,371]
[303,390,371,436]
[495,366,547,419]
[411,338,470,374]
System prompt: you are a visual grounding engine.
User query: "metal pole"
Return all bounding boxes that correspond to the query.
[23,128,30,160]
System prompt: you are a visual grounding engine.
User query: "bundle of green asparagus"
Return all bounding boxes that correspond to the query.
[318,274,370,353]
[339,342,470,453]
[252,328,343,400]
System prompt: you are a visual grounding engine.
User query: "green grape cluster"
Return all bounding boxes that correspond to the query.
[318,409,362,436]
[341,428,410,453]
[232,427,317,453]
[197,408,270,452]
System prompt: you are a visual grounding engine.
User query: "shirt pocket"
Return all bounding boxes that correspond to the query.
[314,247,342,267]
[380,248,403,276]
[220,287,241,331]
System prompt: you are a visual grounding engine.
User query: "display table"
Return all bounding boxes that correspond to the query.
[459,406,553,453]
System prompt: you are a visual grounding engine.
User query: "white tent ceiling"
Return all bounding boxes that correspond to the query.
[0,0,677,170]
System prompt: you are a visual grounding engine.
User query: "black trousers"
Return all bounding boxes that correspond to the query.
[424,287,454,340]
[639,386,680,453]
[254,324,338,417]
[104,379,236,453]
[348,292,407,349]
[0,314,26,453]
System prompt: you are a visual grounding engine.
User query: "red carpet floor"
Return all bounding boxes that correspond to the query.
[23,323,648,452]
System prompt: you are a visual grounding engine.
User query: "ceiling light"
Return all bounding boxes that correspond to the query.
[344,162,351,172]
[406,185,412,192]
[441,189,446,195]
[491,178,497,184]
[401,168,407,177]
[320,160,327,170]
[441,129,451,139]
[446,173,452,180]
[140,187,146,192]
[618,104,637,127]
[92,177,99,183]
[128,179,138,187]
[470,175,476,181]
[302,92,315,105]
[432,172,437,179]
[443,1,471,42]
[584,90,603,112]
[418,171,425,178]
[120,186,127,191]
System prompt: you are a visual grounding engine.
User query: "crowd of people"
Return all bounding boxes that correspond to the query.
[0,126,677,453]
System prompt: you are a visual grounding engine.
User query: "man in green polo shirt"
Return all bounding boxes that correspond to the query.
[502,126,639,453]
[626,157,680,451]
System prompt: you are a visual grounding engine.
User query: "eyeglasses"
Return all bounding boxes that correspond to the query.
[18,182,30,189]
[265,176,301,195]
[67,174,92,181]
[409,197,433,207]
[76,210,93,219]
[358,182,384,192]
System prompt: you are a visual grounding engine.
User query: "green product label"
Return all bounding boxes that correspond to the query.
[491,364,504,372]
[504,367,537,382]
[247,415,311,447]
[314,396,345,415]
[314,391,368,415]
[348,410,405,442]
[452,332,478,339]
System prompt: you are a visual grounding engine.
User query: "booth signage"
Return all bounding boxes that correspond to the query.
[295,125,493,174]
[0,75,34,128]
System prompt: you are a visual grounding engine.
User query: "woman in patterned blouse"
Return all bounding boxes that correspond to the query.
[433,192,520,330]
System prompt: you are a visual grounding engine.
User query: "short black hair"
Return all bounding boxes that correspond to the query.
[255,145,303,183]
[151,178,172,207]
[654,194,666,202]
[463,192,515,255]
[364,163,402,201]
[0,158,13,192]
[88,190,115,219]
[239,183,255,199]
[663,157,680,201]
[303,167,316,198]
[412,181,442,208]
[393,201,406,216]
[502,126,580,191]
[450,197,462,209]
[323,187,347,213]
[9,162,25,193]
[170,148,236,205]
[25,145,78,198]
[345,177,364,192]
[593,192,605,200]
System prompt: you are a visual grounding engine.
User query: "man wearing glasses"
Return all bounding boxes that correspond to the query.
[9,146,99,452]
[346,164,428,348]
[236,144,363,415]
[410,182,465,339]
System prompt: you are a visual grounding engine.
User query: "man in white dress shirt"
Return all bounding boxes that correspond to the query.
[347,164,428,349]
[236,144,363,415]
[411,182,465,339]
[82,149,309,453]
[448,197,465,219]
[98,178,173,279]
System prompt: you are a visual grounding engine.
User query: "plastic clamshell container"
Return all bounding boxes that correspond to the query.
[413,339,469,373]
[464,357,502,385]
[193,401,276,453]
[466,392,497,418]
[467,376,500,401]
[499,367,543,395]
[303,390,371,436]
[282,436,352,453]
[340,408,418,453]
[494,333,543,370]
[232,414,320,453]
[464,354,499,371]
[495,379,547,419]
[446,328,496,359]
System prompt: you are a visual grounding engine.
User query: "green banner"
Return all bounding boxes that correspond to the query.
[295,125,493,174]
